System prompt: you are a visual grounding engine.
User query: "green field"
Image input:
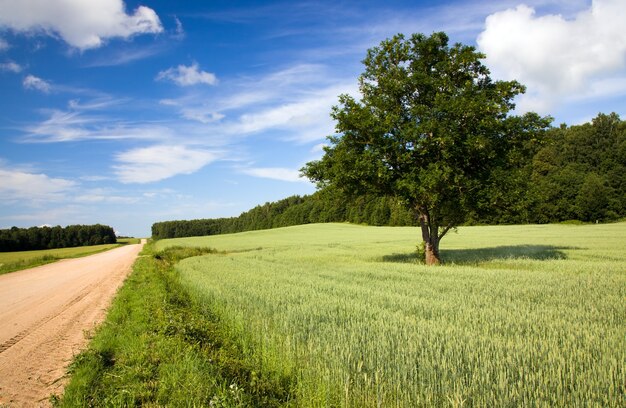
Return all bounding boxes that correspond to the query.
[0,238,138,275]
[154,223,625,406]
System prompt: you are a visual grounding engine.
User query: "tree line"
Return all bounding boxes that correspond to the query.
[0,224,117,252]
[152,111,625,240]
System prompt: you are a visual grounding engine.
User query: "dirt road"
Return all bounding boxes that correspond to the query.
[0,240,145,407]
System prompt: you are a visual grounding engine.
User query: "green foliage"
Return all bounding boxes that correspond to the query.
[151,192,419,239]
[302,32,551,262]
[58,244,296,407]
[531,113,626,223]
[158,223,625,407]
[0,224,116,252]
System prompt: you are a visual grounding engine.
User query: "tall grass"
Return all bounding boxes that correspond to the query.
[159,223,626,407]
[57,244,296,407]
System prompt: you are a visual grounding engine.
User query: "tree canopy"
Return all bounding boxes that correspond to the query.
[302,32,551,264]
[0,224,117,252]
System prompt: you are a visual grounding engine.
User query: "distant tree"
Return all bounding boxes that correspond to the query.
[0,224,116,252]
[530,112,625,223]
[302,32,551,264]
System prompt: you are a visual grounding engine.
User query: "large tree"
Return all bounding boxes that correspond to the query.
[302,32,551,265]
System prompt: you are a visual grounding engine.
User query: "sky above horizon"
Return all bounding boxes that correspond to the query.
[1,0,625,237]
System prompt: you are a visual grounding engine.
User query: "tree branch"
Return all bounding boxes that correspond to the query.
[438,222,455,240]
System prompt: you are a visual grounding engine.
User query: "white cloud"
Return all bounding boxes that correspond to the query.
[67,97,128,111]
[156,63,355,141]
[0,205,89,227]
[75,188,139,204]
[0,167,75,201]
[172,16,185,40]
[241,167,307,183]
[0,0,163,50]
[156,62,217,86]
[0,38,8,51]
[23,74,51,93]
[310,142,327,153]
[477,0,626,113]
[228,82,353,142]
[159,98,224,123]
[114,145,221,183]
[84,44,166,67]
[0,61,21,72]
[23,108,173,142]
[80,175,111,182]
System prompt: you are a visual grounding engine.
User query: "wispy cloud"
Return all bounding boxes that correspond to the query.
[113,144,222,183]
[0,166,75,202]
[0,205,88,225]
[172,16,185,40]
[159,63,356,142]
[22,108,174,143]
[240,166,307,183]
[21,75,111,96]
[67,97,129,111]
[23,74,51,93]
[75,188,140,204]
[0,61,21,72]
[156,62,218,86]
[0,37,8,51]
[159,98,224,124]
[0,0,163,50]
[84,43,167,67]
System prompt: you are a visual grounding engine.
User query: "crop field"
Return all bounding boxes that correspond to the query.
[0,239,136,275]
[157,223,626,407]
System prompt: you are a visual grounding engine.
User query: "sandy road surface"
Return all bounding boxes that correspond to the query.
[0,240,145,407]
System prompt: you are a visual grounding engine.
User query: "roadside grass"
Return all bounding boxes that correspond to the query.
[0,238,140,275]
[56,244,296,407]
[117,237,141,245]
[158,222,625,407]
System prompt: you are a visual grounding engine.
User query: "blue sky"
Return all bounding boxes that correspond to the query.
[1,0,625,237]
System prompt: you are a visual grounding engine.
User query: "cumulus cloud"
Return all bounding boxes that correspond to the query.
[23,74,51,93]
[0,0,163,50]
[0,167,75,201]
[477,0,626,113]
[114,145,220,183]
[241,167,306,183]
[156,62,218,86]
[0,61,22,72]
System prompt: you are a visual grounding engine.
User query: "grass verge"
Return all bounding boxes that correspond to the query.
[55,243,296,407]
[0,242,139,276]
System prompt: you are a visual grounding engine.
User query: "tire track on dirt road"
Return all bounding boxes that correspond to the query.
[0,240,144,407]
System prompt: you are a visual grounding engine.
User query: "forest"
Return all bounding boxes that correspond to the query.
[0,224,117,252]
[152,112,625,240]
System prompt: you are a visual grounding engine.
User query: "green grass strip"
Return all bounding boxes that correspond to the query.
[56,244,296,407]
[0,243,134,276]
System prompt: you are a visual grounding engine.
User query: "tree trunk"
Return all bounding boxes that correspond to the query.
[424,241,441,265]
[419,212,441,265]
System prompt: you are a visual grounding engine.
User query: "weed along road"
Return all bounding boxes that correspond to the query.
[0,240,145,407]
